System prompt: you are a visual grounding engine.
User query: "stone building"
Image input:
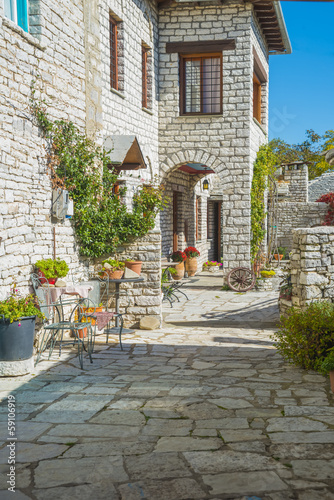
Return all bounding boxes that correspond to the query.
[0,0,291,309]
[309,171,334,202]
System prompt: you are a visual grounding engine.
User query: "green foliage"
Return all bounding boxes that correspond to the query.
[320,349,334,374]
[30,81,168,258]
[272,302,334,372]
[251,144,277,261]
[260,270,276,278]
[277,247,288,259]
[101,259,125,271]
[35,258,69,279]
[268,129,334,180]
[0,287,44,323]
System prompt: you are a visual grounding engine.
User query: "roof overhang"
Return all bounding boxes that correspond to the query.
[158,0,291,56]
[104,135,147,170]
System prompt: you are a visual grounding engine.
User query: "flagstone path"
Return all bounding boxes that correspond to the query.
[0,273,333,499]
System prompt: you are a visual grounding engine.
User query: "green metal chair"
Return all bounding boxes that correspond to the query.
[31,274,96,369]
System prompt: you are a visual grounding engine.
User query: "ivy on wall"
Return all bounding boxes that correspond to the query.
[251,144,277,261]
[30,82,168,258]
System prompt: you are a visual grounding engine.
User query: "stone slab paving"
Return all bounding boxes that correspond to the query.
[0,273,333,499]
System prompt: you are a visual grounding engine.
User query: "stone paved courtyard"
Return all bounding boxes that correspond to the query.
[1,273,334,499]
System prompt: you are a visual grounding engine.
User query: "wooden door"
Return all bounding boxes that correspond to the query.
[173,192,178,252]
[215,201,222,261]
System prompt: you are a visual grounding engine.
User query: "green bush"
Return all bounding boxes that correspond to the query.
[320,349,334,374]
[273,302,334,371]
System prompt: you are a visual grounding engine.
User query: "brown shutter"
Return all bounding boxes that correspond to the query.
[110,16,118,90]
[142,47,148,108]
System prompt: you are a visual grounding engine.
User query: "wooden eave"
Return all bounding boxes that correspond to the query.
[157,0,288,54]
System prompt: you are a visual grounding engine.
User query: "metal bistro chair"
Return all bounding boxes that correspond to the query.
[86,273,125,350]
[31,274,97,369]
[161,267,189,308]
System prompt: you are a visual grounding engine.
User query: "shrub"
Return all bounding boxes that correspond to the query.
[320,349,334,374]
[171,251,186,263]
[101,259,125,271]
[0,286,44,323]
[260,270,276,278]
[273,302,334,371]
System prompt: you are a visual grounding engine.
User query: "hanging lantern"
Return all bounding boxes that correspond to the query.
[203,178,209,190]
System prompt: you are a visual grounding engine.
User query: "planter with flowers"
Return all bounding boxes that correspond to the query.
[100,259,125,280]
[35,258,69,285]
[0,286,44,376]
[256,269,277,292]
[203,261,223,273]
[171,251,187,280]
[320,350,334,393]
[184,247,200,277]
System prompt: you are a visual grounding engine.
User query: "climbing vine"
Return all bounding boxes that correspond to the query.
[251,144,277,261]
[30,81,168,258]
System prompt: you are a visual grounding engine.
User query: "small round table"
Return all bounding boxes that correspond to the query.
[107,277,144,334]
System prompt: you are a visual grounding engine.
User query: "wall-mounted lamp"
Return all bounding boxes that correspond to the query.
[203,178,209,190]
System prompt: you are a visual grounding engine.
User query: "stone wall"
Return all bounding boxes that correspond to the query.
[309,172,334,202]
[0,0,89,300]
[282,227,334,316]
[275,163,327,252]
[102,230,162,328]
[158,2,268,270]
[276,202,327,253]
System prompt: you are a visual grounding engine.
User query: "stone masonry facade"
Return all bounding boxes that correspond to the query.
[309,171,334,202]
[0,0,289,323]
[158,2,268,270]
[275,163,327,253]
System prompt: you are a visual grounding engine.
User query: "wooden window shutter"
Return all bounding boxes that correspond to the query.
[142,46,148,108]
[110,16,118,90]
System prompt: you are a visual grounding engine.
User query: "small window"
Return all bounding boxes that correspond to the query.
[110,15,118,90]
[253,73,262,123]
[4,0,29,32]
[180,54,222,115]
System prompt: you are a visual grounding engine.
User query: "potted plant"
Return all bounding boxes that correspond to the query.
[35,258,69,285]
[203,261,223,273]
[171,251,186,280]
[274,247,287,261]
[279,271,292,301]
[124,259,142,275]
[260,270,276,279]
[184,247,200,277]
[0,286,44,375]
[101,259,125,280]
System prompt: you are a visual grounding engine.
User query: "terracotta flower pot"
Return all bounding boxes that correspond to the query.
[172,262,185,280]
[78,327,88,339]
[330,370,334,393]
[185,257,197,277]
[101,269,124,280]
[274,254,284,261]
[124,261,142,275]
[38,270,56,285]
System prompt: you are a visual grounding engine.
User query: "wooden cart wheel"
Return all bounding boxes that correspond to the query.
[226,267,256,292]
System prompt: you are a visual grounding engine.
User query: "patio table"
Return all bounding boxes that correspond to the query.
[106,277,144,335]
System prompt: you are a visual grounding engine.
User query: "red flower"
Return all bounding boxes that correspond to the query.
[171,251,187,263]
[184,246,200,258]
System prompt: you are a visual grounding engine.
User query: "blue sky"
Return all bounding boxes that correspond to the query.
[268,1,334,145]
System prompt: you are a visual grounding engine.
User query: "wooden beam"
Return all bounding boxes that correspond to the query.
[253,47,267,82]
[166,39,236,54]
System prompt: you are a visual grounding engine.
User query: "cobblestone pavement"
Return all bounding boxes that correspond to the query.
[1,273,334,499]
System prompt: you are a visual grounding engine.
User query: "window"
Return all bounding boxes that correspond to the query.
[4,0,29,32]
[142,46,148,108]
[180,54,222,115]
[110,15,118,90]
[253,72,262,123]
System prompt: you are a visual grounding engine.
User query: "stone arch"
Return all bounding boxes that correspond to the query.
[160,149,236,197]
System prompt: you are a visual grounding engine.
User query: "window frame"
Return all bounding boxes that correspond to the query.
[109,15,119,91]
[253,71,262,124]
[142,45,148,109]
[4,0,29,32]
[180,52,223,116]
